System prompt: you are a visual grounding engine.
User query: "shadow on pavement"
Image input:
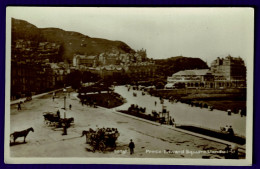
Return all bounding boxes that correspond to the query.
[10,142,27,146]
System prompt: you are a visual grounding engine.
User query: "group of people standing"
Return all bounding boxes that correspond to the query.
[223,125,234,136]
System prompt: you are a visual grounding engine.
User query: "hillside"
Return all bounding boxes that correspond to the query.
[155,56,209,77]
[11,18,135,62]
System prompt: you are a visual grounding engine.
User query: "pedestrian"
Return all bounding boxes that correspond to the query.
[69,104,72,110]
[231,144,239,159]
[169,117,173,126]
[210,106,214,111]
[155,101,157,106]
[57,109,60,119]
[227,109,232,116]
[52,96,55,102]
[161,99,164,104]
[128,139,135,155]
[239,109,243,117]
[224,145,231,159]
[171,117,175,127]
[228,126,234,136]
[225,125,229,132]
[17,102,21,110]
[62,122,67,135]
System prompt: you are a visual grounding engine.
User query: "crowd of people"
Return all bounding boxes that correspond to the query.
[128,104,146,114]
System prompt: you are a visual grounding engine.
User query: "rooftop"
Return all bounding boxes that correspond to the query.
[173,69,210,76]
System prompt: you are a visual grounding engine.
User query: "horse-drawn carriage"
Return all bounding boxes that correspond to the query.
[81,128,120,152]
[43,112,74,128]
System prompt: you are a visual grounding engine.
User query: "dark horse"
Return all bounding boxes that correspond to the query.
[81,129,96,143]
[59,117,74,127]
[43,113,60,125]
[10,127,34,143]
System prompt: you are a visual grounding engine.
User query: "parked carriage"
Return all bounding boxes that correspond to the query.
[81,128,120,152]
[43,112,74,128]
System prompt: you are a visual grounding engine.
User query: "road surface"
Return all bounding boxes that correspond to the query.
[114,86,246,137]
[9,90,241,159]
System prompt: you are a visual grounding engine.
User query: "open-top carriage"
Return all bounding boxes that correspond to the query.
[82,128,120,152]
[43,112,74,128]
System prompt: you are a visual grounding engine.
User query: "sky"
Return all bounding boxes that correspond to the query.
[7,7,254,66]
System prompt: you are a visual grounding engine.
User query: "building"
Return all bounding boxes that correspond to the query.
[136,48,147,62]
[166,56,246,89]
[167,69,214,88]
[73,54,97,68]
[125,62,156,80]
[210,55,246,88]
[11,60,56,100]
[11,40,65,99]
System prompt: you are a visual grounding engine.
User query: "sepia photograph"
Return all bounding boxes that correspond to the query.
[4,7,254,165]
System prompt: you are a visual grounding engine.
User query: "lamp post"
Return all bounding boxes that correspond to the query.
[63,88,67,111]
[62,87,67,135]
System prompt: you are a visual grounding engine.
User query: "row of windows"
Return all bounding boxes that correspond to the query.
[184,82,245,88]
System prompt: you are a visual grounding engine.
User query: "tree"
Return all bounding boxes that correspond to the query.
[65,70,82,89]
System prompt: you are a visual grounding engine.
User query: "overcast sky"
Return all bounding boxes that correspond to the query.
[7,7,254,65]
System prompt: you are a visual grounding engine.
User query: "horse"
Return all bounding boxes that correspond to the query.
[10,127,34,143]
[59,117,74,128]
[81,130,96,143]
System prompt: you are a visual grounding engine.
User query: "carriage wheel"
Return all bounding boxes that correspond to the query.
[99,141,106,152]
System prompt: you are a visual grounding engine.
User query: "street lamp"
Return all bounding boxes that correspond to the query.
[62,87,67,136]
[63,88,67,111]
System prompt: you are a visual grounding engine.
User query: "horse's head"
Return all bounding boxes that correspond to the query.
[29,127,34,132]
[70,117,74,123]
[81,130,87,137]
